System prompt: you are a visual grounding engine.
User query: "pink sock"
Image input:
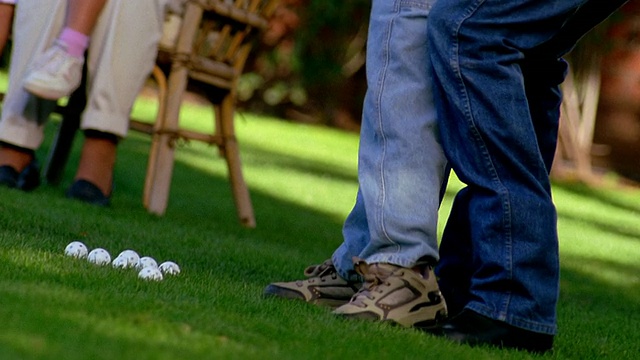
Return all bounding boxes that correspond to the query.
[58,27,90,58]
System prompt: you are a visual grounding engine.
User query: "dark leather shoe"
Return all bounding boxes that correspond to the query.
[66,179,111,206]
[0,165,19,188]
[0,161,41,191]
[431,309,554,353]
[17,160,41,191]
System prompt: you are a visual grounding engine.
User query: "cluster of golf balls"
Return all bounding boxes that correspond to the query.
[64,241,180,281]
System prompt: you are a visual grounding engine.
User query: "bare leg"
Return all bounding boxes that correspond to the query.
[0,4,14,55]
[65,0,108,35]
[22,0,110,101]
[74,136,116,196]
[0,145,32,171]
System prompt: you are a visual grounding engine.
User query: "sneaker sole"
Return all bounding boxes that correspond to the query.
[263,284,351,308]
[336,304,448,329]
[334,289,448,329]
[23,81,68,100]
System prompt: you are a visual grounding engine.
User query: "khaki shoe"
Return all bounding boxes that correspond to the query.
[333,259,447,328]
[263,259,361,308]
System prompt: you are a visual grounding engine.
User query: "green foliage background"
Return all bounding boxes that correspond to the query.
[243,0,371,129]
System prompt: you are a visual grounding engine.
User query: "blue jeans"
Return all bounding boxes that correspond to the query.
[427,0,627,335]
[332,0,446,281]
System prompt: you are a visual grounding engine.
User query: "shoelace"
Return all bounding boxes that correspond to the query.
[350,262,398,307]
[296,260,338,285]
[44,49,71,74]
[30,43,74,76]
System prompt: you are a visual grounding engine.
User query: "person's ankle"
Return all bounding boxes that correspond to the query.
[58,27,90,58]
[74,133,118,196]
[0,143,34,172]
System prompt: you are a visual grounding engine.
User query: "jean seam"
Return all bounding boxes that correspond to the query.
[399,0,434,10]
[374,1,401,253]
[451,0,514,316]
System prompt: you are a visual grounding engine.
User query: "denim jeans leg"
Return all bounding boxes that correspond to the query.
[334,189,370,281]
[522,57,568,172]
[333,0,446,280]
[427,0,601,335]
[436,54,570,318]
[435,186,473,315]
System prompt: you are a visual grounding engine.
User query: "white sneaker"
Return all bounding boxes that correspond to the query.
[23,43,84,100]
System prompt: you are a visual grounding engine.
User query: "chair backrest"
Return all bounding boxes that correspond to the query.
[159,0,279,90]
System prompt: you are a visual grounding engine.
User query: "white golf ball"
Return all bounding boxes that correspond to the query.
[138,266,163,281]
[87,248,111,266]
[64,241,89,259]
[159,261,181,275]
[111,255,130,269]
[137,256,158,270]
[116,250,140,267]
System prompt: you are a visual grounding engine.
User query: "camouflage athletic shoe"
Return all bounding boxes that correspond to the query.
[333,259,447,328]
[263,259,361,308]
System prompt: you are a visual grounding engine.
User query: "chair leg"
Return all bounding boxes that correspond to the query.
[144,67,186,215]
[145,132,177,215]
[145,3,202,215]
[143,66,168,208]
[218,94,256,228]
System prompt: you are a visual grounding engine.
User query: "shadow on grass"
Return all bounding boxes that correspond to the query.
[0,129,346,297]
[557,255,640,358]
[553,182,640,215]
[0,123,356,359]
[1,239,639,359]
[121,135,350,250]
[557,211,640,242]
[2,120,640,359]
[0,264,253,359]
[239,142,358,185]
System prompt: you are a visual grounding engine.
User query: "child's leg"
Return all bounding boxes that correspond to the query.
[65,0,109,35]
[22,0,109,99]
[0,3,14,56]
[59,0,108,57]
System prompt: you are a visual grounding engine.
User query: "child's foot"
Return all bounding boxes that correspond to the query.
[23,42,84,100]
[333,259,448,329]
[263,259,361,308]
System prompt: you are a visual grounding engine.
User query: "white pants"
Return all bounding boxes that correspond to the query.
[0,0,168,149]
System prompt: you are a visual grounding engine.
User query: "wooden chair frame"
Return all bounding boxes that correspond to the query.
[41,0,279,227]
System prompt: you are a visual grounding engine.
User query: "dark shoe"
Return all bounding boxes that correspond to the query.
[431,309,553,353]
[17,160,41,191]
[263,259,361,308]
[0,161,41,191]
[66,179,110,206]
[0,165,19,188]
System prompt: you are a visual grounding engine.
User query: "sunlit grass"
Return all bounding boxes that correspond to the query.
[0,76,639,359]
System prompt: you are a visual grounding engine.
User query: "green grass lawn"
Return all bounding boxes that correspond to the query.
[1,93,639,359]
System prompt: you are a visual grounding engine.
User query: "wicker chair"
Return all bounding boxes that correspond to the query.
[45,0,280,227]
